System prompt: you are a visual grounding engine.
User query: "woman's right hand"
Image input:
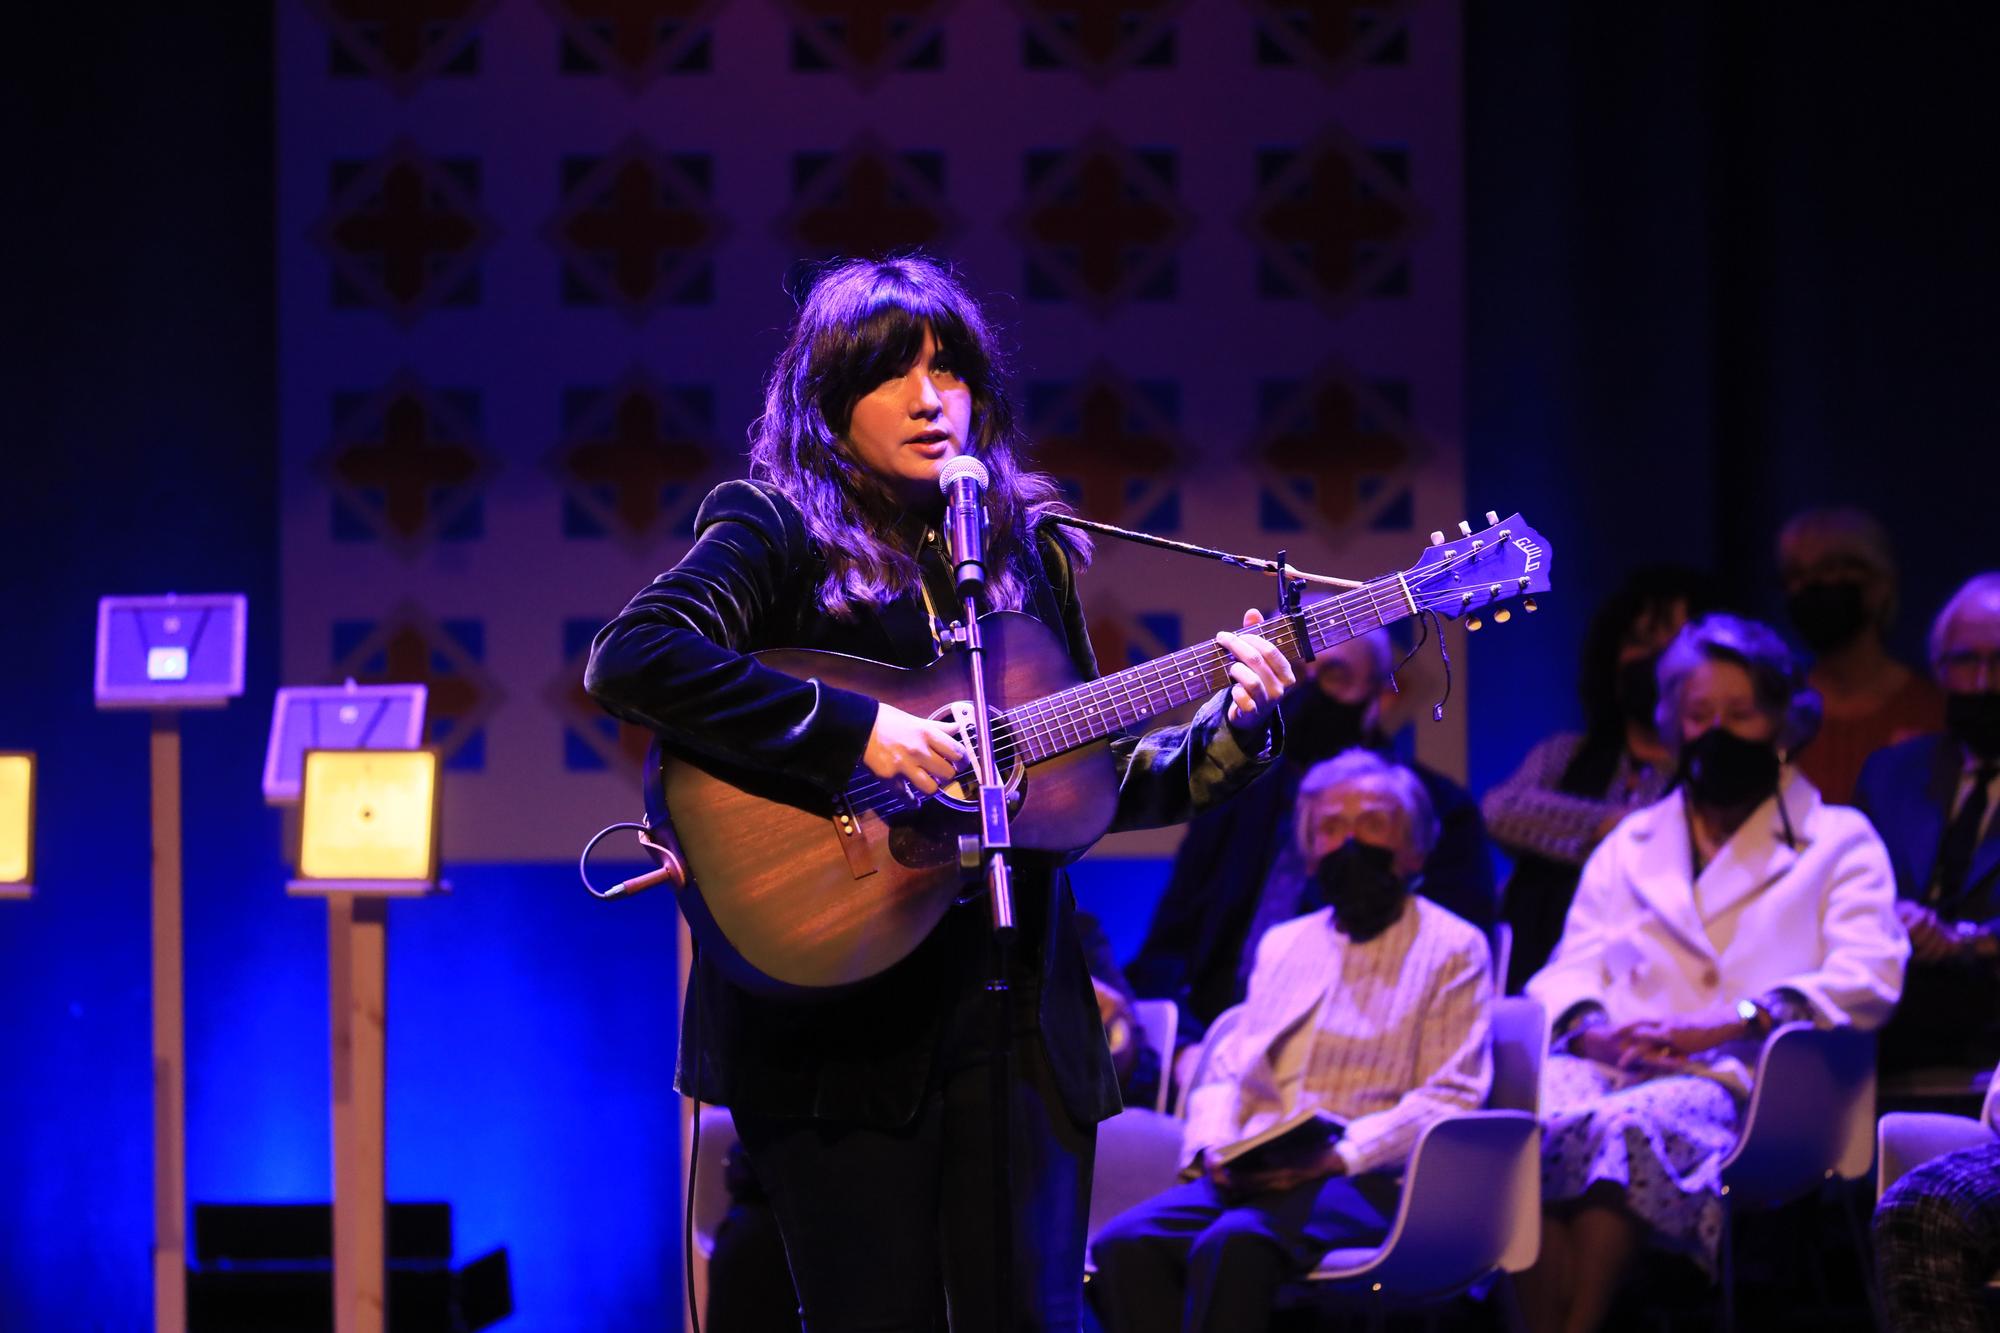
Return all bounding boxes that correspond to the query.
[862,702,966,795]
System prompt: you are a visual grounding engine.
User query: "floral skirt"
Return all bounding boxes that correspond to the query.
[1541,1054,1743,1274]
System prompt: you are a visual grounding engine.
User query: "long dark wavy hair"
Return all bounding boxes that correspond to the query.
[748,254,1086,618]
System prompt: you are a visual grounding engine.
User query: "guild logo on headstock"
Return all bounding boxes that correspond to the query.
[311,142,498,326]
[1025,364,1186,530]
[307,0,497,95]
[544,0,723,87]
[544,137,728,319]
[1250,360,1430,540]
[1010,133,1192,317]
[548,368,719,549]
[1242,125,1424,316]
[330,604,505,770]
[779,135,961,260]
[1246,0,1419,81]
[319,372,498,557]
[1014,0,1184,82]
[549,616,655,776]
[778,0,953,88]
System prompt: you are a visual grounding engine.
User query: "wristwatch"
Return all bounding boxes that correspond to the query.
[1736,996,1774,1037]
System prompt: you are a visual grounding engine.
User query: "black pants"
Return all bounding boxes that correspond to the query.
[733,1028,1097,1333]
[1089,1170,1400,1332]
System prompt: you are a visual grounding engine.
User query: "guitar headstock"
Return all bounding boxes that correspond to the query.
[1404,511,1553,629]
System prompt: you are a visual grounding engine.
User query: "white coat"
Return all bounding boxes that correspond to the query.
[1527,771,1907,1094]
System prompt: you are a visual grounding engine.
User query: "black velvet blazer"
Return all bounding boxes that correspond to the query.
[585,479,1276,1129]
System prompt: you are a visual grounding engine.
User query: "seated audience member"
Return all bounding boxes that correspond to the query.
[1859,572,2000,1076]
[1778,506,1944,804]
[1126,627,1496,1054]
[1091,750,1492,1333]
[1486,566,1722,992]
[1519,613,1906,1333]
[1874,1105,2000,1333]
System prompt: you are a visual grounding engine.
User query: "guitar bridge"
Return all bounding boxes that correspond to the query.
[829,793,879,881]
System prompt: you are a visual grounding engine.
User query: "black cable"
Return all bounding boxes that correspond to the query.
[577,820,652,898]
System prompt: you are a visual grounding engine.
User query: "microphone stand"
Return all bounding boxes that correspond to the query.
[937,459,1020,1328]
[949,589,1019,1331]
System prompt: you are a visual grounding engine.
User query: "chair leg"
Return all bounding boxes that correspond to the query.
[1366,1290,1386,1333]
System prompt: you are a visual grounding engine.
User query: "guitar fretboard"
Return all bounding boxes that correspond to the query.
[996,571,1420,764]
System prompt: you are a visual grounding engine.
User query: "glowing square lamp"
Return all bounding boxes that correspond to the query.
[0,752,32,899]
[287,749,444,897]
[261,682,428,804]
[94,593,247,709]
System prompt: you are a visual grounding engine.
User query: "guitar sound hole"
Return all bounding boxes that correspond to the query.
[927,704,1023,812]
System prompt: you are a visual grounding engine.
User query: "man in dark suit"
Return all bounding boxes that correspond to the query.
[1856,572,2000,1075]
[1125,628,1497,1062]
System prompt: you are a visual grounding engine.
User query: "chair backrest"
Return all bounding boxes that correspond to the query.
[1487,996,1547,1115]
[1174,1003,1246,1119]
[1309,1111,1542,1292]
[1983,1065,2000,1134]
[1130,999,1179,1114]
[690,1103,738,1259]
[1086,1108,1189,1245]
[1720,1023,1877,1208]
[1489,920,1513,998]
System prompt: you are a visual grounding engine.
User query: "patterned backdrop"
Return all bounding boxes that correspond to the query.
[278,0,1465,863]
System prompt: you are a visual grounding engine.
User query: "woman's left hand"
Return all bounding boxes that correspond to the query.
[1217,608,1296,735]
[1612,1004,1751,1063]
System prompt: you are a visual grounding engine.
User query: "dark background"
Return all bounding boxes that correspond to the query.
[4,4,1996,1328]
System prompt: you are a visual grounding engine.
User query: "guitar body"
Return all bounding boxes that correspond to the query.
[652,611,1119,996]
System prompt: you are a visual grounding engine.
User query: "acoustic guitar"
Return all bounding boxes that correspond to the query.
[638,513,1552,995]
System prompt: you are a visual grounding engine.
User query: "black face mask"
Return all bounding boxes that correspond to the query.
[1616,654,1661,729]
[1786,581,1871,655]
[1946,691,2000,763]
[1311,840,1409,943]
[1280,686,1369,765]
[1680,727,1782,809]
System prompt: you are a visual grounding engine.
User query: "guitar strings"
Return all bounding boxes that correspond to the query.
[838,544,1511,815]
[838,541,1520,815]
[838,585,1473,818]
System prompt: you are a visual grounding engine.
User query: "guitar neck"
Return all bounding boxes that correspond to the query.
[1001,572,1422,764]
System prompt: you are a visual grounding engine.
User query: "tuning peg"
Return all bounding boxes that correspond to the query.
[1466,615,1483,632]
[1485,510,1499,526]
[1458,520,1473,537]
[1524,597,1538,613]
[1430,530,1445,546]
[1494,608,1512,623]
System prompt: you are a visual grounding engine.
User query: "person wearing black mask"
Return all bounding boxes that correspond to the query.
[1516,614,1906,1333]
[1485,567,1722,991]
[1125,627,1496,1081]
[1778,507,1944,804]
[1857,572,2000,1080]
[1092,750,1493,1333]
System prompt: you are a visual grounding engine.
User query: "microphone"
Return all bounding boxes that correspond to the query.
[938,455,991,598]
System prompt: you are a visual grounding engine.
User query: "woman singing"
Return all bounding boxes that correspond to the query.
[585,254,1292,1330]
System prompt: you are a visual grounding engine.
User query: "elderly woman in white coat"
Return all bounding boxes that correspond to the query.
[1517,614,1908,1333]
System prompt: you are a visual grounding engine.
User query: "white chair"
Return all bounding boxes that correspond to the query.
[1294,996,1546,1328]
[1489,920,1514,1000]
[688,1101,740,1325]
[1172,1004,1245,1119]
[1087,1107,1189,1242]
[1130,998,1179,1114]
[1875,1067,2000,1297]
[1714,1022,1878,1333]
[1878,1068,2000,1202]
